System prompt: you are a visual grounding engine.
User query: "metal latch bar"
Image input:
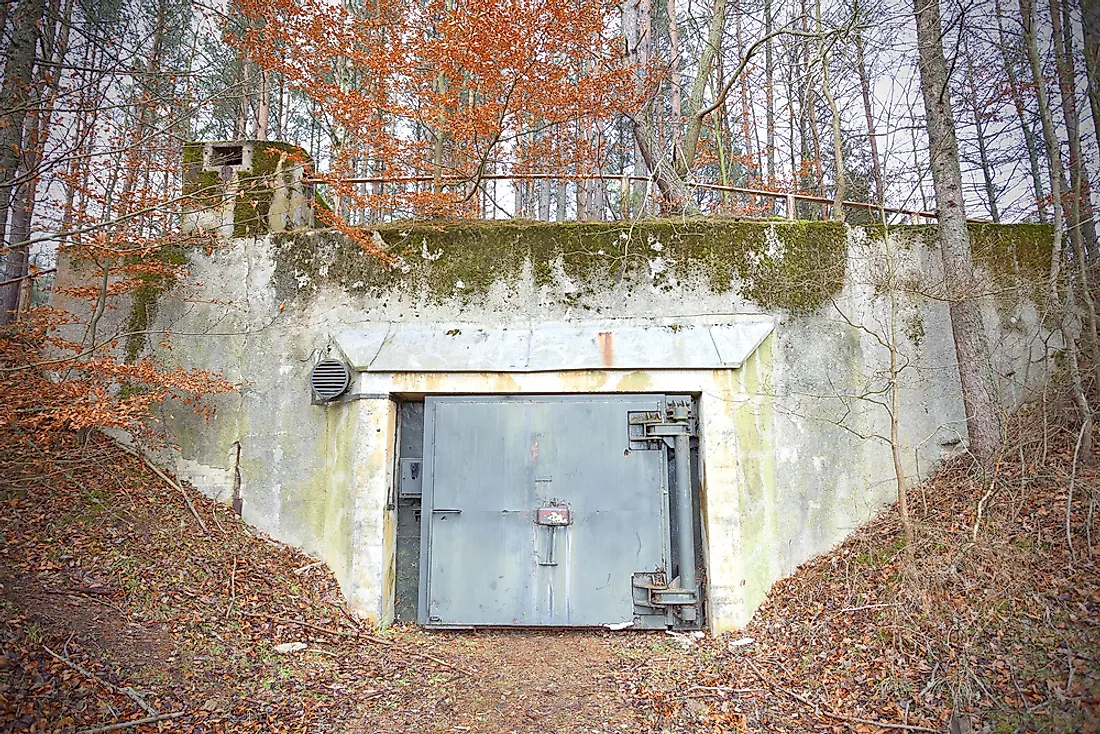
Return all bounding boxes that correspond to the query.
[648,587,697,606]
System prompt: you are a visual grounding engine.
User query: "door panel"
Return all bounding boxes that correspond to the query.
[419,395,669,627]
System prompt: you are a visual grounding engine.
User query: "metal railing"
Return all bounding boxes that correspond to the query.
[304,173,963,224]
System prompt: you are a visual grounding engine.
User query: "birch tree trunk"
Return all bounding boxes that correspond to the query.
[0,0,48,325]
[914,0,1004,461]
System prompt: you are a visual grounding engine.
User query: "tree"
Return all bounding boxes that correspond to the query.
[0,0,237,433]
[229,0,636,220]
[913,0,1004,462]
[1020,0,1095,461]
[0,0,48,323]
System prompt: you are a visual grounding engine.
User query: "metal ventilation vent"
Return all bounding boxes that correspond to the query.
[310,358,351,401]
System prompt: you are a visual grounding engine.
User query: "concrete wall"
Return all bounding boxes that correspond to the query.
[135,221,1053,631]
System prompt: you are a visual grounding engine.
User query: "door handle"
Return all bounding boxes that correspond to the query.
[432,508,462,515]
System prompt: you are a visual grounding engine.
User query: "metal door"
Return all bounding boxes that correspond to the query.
[418,395,671,627]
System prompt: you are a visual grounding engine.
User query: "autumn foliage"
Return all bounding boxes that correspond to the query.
[0,136,235,434]
[229,0,638,218]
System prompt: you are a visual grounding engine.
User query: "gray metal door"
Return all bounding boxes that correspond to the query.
[418,395,670,627]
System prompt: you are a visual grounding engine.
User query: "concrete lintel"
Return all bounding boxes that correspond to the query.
[333,316,775,374]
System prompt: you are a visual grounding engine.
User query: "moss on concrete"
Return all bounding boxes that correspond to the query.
[890,222,1054,283]
[182,143,221,207]
[967,223,1054,281]
[270,220,849,313]
[183,141,312,237]
[124,243,188,362]
[234,142,305,238]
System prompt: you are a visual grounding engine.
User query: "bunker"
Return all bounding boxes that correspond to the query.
[63,141,1056,633]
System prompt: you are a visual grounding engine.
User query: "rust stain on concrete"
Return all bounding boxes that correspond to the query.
[596,331,614,368]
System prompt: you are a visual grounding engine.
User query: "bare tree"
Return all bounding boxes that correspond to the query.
[994,0,1048,222]
[913,0,1004,462]
[0,0,48,324]
[1021,0,1094,460]
[1081,0,1100,149]
[853,14,885,206]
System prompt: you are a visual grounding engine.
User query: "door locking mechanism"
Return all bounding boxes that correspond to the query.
[535,504,571,567]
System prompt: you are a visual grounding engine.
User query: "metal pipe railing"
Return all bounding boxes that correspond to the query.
[303,172,975,223]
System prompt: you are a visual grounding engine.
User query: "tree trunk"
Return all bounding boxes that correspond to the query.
[854,27,885,206]
[817,0,844,220]
[634,0,651,213]
[678,0,727,178]
[433,70,446,195]
[964,38,1000,222]
[5,0,73,320]
[994,0,1047,223]
[0,0,48,325]
[0,1,9,57]
[1053,0,1099,261]
[1025,0,1093,461]
[538,177,551,221]
[1081,0,1100,157]
[764,0,776,188]
[236,57,250,139]
[256,68,270,141]
[734,3,755,182]
[666,0,681,156]
[914,0,1004,462]
[1051,0,1100,381]
[633,118,694,213]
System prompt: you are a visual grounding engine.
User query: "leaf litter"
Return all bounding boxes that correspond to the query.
[1,401,1097,733]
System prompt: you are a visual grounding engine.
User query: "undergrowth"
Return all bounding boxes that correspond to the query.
[619,376,1100,732]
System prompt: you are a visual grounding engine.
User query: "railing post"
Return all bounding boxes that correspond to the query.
[621,173,630,219]
[786,193,797,220]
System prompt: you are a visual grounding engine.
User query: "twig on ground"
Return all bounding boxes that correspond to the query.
[43,646,157,715]
[747,659,939,733]
[210,502,227,536]
[117,444,208,533]
[77,711,185,734]
[238,612,472,676]
[293,561,324,575]
[226,557,237,619]
[682,685,763,696]
[836,603,894,614]
[1066,419,1088,561]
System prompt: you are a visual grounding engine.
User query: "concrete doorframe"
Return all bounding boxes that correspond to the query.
[342,353,774,632]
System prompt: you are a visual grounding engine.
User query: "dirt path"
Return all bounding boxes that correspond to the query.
[356,628,643,734]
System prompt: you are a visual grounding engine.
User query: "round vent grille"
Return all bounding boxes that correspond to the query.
[310,358,351,401]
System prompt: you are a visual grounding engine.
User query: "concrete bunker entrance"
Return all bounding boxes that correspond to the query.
[392,394,706,630]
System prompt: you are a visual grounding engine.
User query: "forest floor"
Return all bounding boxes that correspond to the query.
[1,403,1098,733]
